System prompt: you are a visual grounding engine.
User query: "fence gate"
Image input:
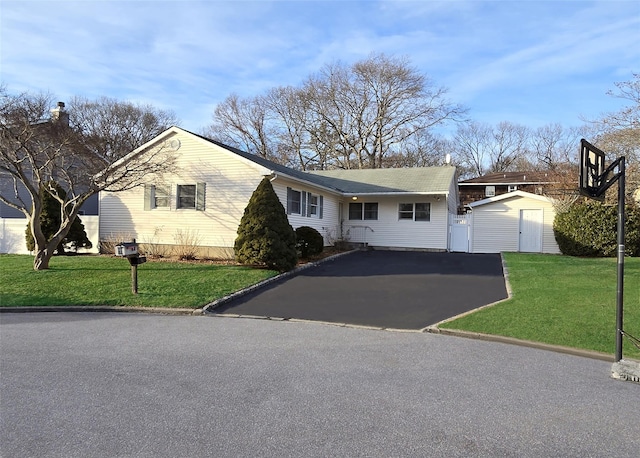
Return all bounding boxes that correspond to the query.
[449,214,470,253]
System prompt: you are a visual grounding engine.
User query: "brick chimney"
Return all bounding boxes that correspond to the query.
[50,101,69,126]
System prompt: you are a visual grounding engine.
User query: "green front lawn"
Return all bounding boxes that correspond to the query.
[440,252,640,359]
[0,255,277,308]
[3,252,639,360]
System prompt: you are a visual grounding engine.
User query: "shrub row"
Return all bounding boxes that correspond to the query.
[553,201,640,257]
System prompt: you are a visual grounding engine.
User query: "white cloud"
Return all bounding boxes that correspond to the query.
[2,0,637,131]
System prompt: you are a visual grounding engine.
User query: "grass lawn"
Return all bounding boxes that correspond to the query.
[439,253,640,359]
[0,254,277,308]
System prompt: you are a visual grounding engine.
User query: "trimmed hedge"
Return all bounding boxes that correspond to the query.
[295,226,324,258]
[553,201,640,257]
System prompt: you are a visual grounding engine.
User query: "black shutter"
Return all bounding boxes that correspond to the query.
[301,191,307,217]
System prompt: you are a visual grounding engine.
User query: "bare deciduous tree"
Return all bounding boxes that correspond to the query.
[530,123,583,170]
[208,93,275,160]
[0,90,178,270]
[452,121,531,177]
[451,122,491,177]
[205,53,466,170]
[488,121,530,173]
[585,73,640,200]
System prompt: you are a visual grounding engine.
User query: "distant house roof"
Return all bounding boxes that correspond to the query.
[459,171,552,186]
[468,190,554,208]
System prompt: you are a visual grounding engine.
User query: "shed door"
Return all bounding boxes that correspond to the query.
[519,209,542,252]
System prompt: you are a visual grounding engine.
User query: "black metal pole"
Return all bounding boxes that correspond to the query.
[131,238,138,295]
[132,263,138,294]
[615,157,625,362]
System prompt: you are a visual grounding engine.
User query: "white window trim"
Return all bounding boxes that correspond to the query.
[398,202,431,222]
[176,183,206,211]
[287,187,323,219]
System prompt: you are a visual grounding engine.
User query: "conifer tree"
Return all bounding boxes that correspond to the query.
[25,182,92,254]
[234,177,297,271]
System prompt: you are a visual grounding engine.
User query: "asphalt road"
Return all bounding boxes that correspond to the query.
[1,312,638,457]
[213,250,509,329]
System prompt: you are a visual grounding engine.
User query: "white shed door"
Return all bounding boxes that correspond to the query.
[519,209,542,252]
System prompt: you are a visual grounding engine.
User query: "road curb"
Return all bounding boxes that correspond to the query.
[425,326,616,362]
[0,305,202,315]
[0,250,357,316]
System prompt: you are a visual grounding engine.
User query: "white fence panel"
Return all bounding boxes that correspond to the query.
[1,216,99,254]
[449,214,470,253]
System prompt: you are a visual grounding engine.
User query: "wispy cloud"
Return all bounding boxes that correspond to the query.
[2,0,638,131]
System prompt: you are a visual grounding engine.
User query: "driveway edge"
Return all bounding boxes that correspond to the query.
[202,250,357,314]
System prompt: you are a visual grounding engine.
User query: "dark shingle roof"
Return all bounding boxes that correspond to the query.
[459,171,551,185]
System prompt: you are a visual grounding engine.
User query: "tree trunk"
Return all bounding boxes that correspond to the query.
[31,217,75,271]
[33,247,54,271]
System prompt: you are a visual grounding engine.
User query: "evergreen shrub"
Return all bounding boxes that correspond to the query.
[234,178,298,271]
[553,201,640,257]
[295,226,324,258]
[25,182,92,254]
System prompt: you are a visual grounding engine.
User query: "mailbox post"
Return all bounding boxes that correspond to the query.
[114,239,147,294]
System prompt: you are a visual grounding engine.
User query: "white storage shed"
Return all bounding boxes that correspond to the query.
[468,191,560,254]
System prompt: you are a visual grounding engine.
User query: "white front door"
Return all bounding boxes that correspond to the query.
[519,209,542,252]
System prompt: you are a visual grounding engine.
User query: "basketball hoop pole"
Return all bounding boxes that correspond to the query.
[579,140,626,362]
[615,156,625,362]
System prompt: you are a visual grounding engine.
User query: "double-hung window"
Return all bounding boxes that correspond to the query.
[349,202,363,220]
[144,184,170,210]
[287,189,301,214]
[177,183,206,210]
[364,203,378,220]
[287,188,323,218]
[177,185,196,209]
[349,202,378,220]
[154,185,169,208]
[398,203,431,221]
[309,194,319,216]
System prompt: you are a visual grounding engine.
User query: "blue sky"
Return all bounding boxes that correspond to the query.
[2,0,638,135]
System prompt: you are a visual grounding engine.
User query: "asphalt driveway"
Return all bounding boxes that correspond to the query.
[212,250,508,330]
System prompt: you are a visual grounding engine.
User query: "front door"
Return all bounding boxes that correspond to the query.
[519,209,542,252]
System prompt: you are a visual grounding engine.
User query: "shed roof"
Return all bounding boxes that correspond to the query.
[468,190,554,208]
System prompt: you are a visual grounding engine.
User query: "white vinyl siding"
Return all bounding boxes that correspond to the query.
[99,128,459,253]
[274,180,338,246]
[343,196,448,250]
[469,193,560,254]
[100,131,266,250]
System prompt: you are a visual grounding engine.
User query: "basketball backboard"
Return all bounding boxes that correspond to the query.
[579,139,606,200]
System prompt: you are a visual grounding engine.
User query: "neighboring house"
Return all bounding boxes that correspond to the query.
[0,178,100,254]
[458,171,553,209]
[0,102,100,254]
[460,190,560,254]
[99,127,459,257]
